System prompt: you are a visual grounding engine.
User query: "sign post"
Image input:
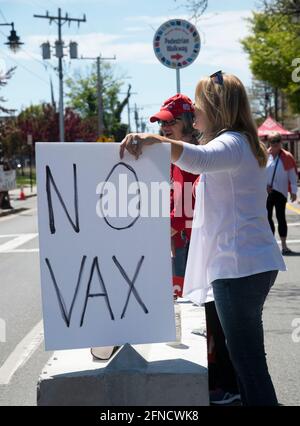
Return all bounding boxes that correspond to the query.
[176,69,180,94]
[153,19,201,93]
[27,134,33,193]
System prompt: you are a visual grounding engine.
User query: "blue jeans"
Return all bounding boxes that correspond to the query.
[212,271,278,406]
[172,245,189,277]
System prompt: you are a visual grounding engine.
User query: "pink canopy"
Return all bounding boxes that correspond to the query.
[258,117,299,141]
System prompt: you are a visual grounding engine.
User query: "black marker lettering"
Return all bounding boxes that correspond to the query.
[80,257,115,326]
[112,255,148,319]
[46,164,80,234]
[45,256,87,327]
[99,162,141,230]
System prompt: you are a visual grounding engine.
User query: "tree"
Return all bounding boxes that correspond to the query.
[0,67,16,114]
[247,79,274,121]
[173,0,208,20]
[0,103,101,161]
[241,11,300,114]
[65,62,130,140]
[260,0,300,16]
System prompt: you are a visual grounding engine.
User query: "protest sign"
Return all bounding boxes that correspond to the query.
[0,166,16,191]
[36,143,175,350]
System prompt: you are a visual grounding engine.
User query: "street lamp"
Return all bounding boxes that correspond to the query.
[0,22,23,52]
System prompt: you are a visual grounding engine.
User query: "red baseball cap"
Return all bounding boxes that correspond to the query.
[150,93,194,123]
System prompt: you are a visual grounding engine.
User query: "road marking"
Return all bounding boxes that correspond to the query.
[287,204,300,215]
[0,320,44,385]
[277,239,300,245]
[2,249,39,253]
[0,234,38,253]
[274,222,300,227]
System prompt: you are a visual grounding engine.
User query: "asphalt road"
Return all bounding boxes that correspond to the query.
[0,196,52,406]
[263,204,300,407]
[0,194,299,406]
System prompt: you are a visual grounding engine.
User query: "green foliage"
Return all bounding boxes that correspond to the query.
[260,0,300,16]
[0,67,16,113]
[16,170,36,187]
[241,11,300,112]
[65,62,129,139]
[0,102,100,160]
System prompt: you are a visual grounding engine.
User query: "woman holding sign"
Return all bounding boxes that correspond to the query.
[120,72,286,406]
[150,93,240,404]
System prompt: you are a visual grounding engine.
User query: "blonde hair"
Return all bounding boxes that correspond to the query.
[268,131,282,144]
[180,112,200,145]
[195,74,267,167]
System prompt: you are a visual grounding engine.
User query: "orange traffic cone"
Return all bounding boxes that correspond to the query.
[19,186,26,201]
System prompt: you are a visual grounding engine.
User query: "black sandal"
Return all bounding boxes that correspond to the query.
[282,248,294,255]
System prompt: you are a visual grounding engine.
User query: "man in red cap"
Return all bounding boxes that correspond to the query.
[150,93,199,278]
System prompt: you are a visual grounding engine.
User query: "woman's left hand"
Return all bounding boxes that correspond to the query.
[119,133,160,160]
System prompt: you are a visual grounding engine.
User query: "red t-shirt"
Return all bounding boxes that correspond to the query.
[170,164,198,248]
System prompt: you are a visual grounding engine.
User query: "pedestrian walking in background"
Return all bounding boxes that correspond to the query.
[266,131,298,255]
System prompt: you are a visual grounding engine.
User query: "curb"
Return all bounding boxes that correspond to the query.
[10,193,37,201]
[0,193,37,218]
[0,207,28,218]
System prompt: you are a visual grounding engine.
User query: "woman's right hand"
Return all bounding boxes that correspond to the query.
[119,133,160,160]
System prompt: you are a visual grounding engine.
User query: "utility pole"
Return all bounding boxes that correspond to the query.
[121,85,137,133]
[34,9,86,142]
[274,87,279,122]
[79,55,116,137]
[134,104,144,133]
[134,104,139,133]
[140,117,147,133]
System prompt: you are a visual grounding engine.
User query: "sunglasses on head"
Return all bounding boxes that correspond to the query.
[157,118,182,127]
[210,70,224,85]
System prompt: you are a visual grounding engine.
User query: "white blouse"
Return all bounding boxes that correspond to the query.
[174,131,286,305]
[267,154,298,199]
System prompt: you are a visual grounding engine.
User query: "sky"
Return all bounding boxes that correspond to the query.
[0,0,260,134]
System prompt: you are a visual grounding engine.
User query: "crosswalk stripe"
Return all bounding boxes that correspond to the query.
[0,320,44,385]
[0,234,38,253]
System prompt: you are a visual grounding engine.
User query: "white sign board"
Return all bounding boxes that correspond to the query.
[153,19,201,69]
[0,166,16,191]
[36,143,175,350]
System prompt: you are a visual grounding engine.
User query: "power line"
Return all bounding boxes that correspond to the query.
[19,45,57,73]
[0,27,7,37]
[0,47,50,86]
[0,8,8,23]
[0,26,60,92]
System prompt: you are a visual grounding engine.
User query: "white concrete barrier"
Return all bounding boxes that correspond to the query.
[37,301,209,406]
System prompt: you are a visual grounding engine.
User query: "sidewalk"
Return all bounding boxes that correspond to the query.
[0,185,37,217]
[37,300,209,406]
